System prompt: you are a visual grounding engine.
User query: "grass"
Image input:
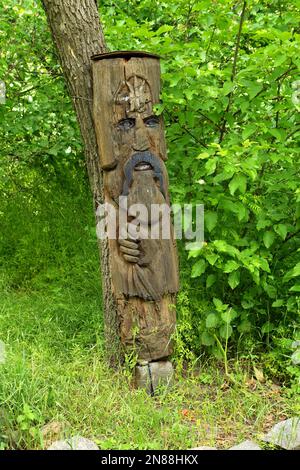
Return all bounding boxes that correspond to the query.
[0,283,298,450]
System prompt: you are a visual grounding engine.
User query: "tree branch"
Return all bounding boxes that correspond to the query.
[219,0,247,143]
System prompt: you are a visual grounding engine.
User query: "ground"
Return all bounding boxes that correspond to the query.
[0,276,298,450]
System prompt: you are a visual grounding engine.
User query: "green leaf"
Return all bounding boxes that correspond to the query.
[219,199,248,221]
[272,299,284,307]
[205,211,218,232]
[205,253,219,265]
[188,248,203,259]
[257,219,272,231]
[205,158,217,175]
[229,174,247,195]
[214,170,235,183]
[206,274,217,288]
[206,313,219,328]
[213,298,224,310]
[242,124,256,140]
[47,147,58,156]
[155,25,174,35]
[241,299,255,309]
[222,81,234,96]
[223,260,239,273]
[237,320,252,333]
[213,240,239,257]
[219,324,233,339]
[261,322,275,334]
[247,82,263,100]
[264,283,277,298]
[252,269,260,285]
[283,262,300,282]
[236,203,249,222]
[263,231,275,248]
[274,54,287,66]
[268,128,286,141]
[201,331,215,346]
[191,259,206,278]
[274,224,288,240]
[221,308,237,324]
[197,151,210,160]
[258,258,270,273]
[228,270,240,289]
[211,346,224,360]
[290,283,300,292]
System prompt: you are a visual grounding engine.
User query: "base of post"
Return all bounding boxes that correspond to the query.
[135,360,174,394]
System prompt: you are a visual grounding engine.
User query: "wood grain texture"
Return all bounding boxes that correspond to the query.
[93,55,179,361]
[118,295,176,362]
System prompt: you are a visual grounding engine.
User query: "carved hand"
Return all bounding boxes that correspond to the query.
[118,238,140,263]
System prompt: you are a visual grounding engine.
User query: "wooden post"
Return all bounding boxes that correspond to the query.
[92,51,179,391]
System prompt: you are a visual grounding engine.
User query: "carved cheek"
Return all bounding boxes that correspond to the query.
[159,123,167,161]
[159,138,167,161]
[105,166,123,200]
[148,129,166,161]
[147,132,157,152]
[116,130,134,156]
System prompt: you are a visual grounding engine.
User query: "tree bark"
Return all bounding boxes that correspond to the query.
[42,0,121,364]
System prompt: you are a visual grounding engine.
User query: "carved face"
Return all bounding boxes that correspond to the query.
[92,55,179,305]
[114,75,166,164]
[102,74,168,201]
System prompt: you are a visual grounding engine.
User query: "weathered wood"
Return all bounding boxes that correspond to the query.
[93,53,179,363]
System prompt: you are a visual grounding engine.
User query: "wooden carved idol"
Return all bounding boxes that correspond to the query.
[92,51,179,390]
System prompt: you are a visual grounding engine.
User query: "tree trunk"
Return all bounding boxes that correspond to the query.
[42,0,121,364]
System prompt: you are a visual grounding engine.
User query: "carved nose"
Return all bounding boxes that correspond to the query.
[133,127,150,152]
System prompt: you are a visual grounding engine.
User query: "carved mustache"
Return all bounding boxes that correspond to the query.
[122,151,166,199]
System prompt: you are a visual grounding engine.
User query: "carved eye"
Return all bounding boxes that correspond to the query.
[144,116,159,128]
[117,118,135,131]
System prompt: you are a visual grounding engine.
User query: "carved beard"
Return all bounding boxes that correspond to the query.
[126,170,166,234]
[121,151,167,229]
[117,151,176,301]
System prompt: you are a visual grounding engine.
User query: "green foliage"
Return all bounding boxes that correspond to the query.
[0,0,299,450]
[0,283,298,449]
[99,0,300,380]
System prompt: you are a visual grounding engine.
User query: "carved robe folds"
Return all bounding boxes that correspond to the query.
[92,52,179,363]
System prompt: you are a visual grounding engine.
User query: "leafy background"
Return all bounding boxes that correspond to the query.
[100,0,300,383]
[0,0,299,448]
